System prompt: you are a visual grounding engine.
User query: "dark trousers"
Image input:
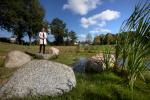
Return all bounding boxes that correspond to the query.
[39,44,45,54]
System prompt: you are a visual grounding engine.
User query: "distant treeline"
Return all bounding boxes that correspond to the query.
[1,31,149,46]
[93,31,149,45]
[93,33,117,45]
[0,37,10,43]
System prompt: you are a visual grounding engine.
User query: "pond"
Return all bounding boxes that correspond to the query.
[73,57,87,73]
[73,57,150,73]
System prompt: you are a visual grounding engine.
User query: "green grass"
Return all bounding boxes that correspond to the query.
[0,42,150,100]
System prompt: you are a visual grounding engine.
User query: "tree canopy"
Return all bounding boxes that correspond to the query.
[68,31,77,44]
[93,33,116,45]
[50,18,77,45]
[0,0,45,44]
[50,18,66,45]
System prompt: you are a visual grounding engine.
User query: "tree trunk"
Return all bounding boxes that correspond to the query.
[17,33,23,45]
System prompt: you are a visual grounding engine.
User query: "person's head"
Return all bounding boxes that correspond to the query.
[42,27,45,32]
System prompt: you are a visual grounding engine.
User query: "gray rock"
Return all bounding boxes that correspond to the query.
[34,53,54,60]
[73,58,105,73]
[49,47,59,56]
[0,60,76,98]
[26,52,58,60]
[85,58,105,73]
[5,50,31,68]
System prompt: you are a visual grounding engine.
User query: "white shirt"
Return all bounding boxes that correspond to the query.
[39,32,47,45]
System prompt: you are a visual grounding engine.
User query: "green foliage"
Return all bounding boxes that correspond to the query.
[0,0,45,44]
[117,1,150,91]
[93,36,101,45]
[24,0,45,44]
[103,48,115,70]
[50,18,78,46]
[93,33,116,45]
[84,45,97,53]
[105,33,116,45]
[65,31,77,45]
[50,18,67,45]
[69,31,77,43]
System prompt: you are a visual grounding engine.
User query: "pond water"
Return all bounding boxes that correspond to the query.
[73,57,87,73]
[73,57,150,72]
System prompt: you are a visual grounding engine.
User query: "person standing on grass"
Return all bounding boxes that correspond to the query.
[39,27,47,54]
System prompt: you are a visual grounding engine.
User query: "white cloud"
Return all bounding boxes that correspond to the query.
[63,0,101,15]
[80,17,90,28]
[90,28,112,34]
[81,9,120,28]
[98,21,106,27]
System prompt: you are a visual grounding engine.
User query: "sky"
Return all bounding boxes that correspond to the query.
[0,0,145,41]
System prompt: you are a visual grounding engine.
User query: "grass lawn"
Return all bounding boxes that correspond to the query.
[0,42,150,100]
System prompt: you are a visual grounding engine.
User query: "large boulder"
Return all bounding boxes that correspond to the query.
[73,58,105,73]
[85,58,105,73]
[0,60,76,98]
[49,47,59,56]
[5,50,31,68]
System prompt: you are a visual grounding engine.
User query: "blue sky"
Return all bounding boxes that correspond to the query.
[0,0,144,41]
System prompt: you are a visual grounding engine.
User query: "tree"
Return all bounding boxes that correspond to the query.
[64,29,69,45]
[105,33,116,44]
[68,31,77,45]
[0,0,26,43]
[99,34,105,45]
[93,36,101,45]
[24,0,45,45]
[50,18,66,45]
[86,33,92,44]
[0,0,45,44]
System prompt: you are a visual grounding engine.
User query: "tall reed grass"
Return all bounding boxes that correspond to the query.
[116,0,150,91]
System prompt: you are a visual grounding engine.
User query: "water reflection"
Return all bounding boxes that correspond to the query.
[73,57,150,73]
[73,57,88,73]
